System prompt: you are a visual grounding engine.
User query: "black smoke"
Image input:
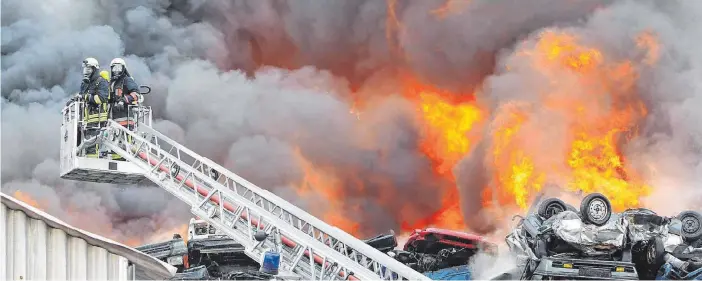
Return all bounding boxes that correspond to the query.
[5,0,697,243]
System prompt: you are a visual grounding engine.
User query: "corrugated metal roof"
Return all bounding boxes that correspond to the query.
[1,192,177,280]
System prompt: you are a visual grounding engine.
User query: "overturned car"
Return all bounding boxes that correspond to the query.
[502,192,702,280]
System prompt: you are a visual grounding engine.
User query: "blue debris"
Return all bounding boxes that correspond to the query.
[423,265,472,280]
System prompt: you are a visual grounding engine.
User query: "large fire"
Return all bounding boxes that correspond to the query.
[8,5,663,244]
[483,30,655,211]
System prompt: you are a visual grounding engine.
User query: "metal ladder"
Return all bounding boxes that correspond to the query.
[97,120,430,281]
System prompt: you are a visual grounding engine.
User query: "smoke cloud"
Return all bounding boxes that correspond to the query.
[3,0,702,246]
[455,0,702,232]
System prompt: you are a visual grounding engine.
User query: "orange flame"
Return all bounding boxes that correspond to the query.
[418,92,482,177]
[292,148,362,236]
[485,30,652,211]
[12,190,44,210]
[391,76,484,232]
[636,30,660,66]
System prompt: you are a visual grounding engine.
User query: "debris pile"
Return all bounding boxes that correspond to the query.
[502,193,702,280]
[136,218,259,280]
[135,194,702,280]
[137,218,495,280]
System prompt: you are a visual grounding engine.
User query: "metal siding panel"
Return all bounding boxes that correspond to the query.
[2,198,154,281]
[5,206,14,280]
[11,210,27,280]
[128,264,135,281]
[0,204,7,280]
[47,228,67,280]
[28,218,48,280]
[118,256,130,281]
[68,236,88,280]
[88,246,109,280]
[107,253,124,281]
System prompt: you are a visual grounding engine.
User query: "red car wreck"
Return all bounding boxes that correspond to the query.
[363,228,498,274]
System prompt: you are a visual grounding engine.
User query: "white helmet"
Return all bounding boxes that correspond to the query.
[82,57,99,77]
[110,58,127,77]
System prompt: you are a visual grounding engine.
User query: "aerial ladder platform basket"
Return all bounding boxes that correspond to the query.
[59,99,431,281]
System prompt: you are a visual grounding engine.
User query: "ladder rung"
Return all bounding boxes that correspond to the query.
[99,121,430,281]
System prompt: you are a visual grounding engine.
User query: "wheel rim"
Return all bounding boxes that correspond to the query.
[546,204,565,217]
[588,198,608,221]
[681,215,701,234]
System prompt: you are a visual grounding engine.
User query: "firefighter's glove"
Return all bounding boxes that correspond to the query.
[114,101,125,111]
[65,94,80,106]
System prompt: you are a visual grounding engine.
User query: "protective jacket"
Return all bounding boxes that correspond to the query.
[79,70,109,158]
[81,70,110,125]
[110,74,139,127]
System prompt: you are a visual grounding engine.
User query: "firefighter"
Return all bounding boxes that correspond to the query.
[80,57,110,158]
[108,58,140,160]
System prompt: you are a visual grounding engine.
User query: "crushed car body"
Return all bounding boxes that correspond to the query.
[138,218,259,279]
[502,192,702,280]
[136,234,189,271]
[363,228,496,279]
[185,219,258,277]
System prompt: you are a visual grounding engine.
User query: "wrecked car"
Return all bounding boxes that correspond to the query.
[504,193,640,280]
[403,228,497,272]
[362,230,399,253]
[504,192,702,280]
[628,210,702,280]
[644,236,702,280]
[185,219,259,277]
[138,218,259,279]
[136,234,189,271]
[363,227,496,279]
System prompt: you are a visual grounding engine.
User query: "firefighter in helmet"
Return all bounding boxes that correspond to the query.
[108,58,140,160]
[80,57,110,158]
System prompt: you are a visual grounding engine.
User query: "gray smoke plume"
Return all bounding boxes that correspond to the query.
[6,0,694,246]
[455,0,702,232]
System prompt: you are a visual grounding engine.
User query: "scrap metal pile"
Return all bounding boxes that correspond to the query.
[499,193,702,280]
[135,194,702,280]
[136,218,496,280]
[136,218,259,280]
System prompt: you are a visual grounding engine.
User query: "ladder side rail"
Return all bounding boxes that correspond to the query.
[100,122,417,280]
[105,126,376,281]
[188,191,368,281]
[99,124,325,279]
[136,124,423,280]
[136,123,422,280]
[135,123,428,280]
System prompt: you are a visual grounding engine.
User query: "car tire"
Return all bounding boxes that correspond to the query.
[678,210,702,242]
[538,198,568,220]
[646,236,666,270]
[580,193,612,226]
